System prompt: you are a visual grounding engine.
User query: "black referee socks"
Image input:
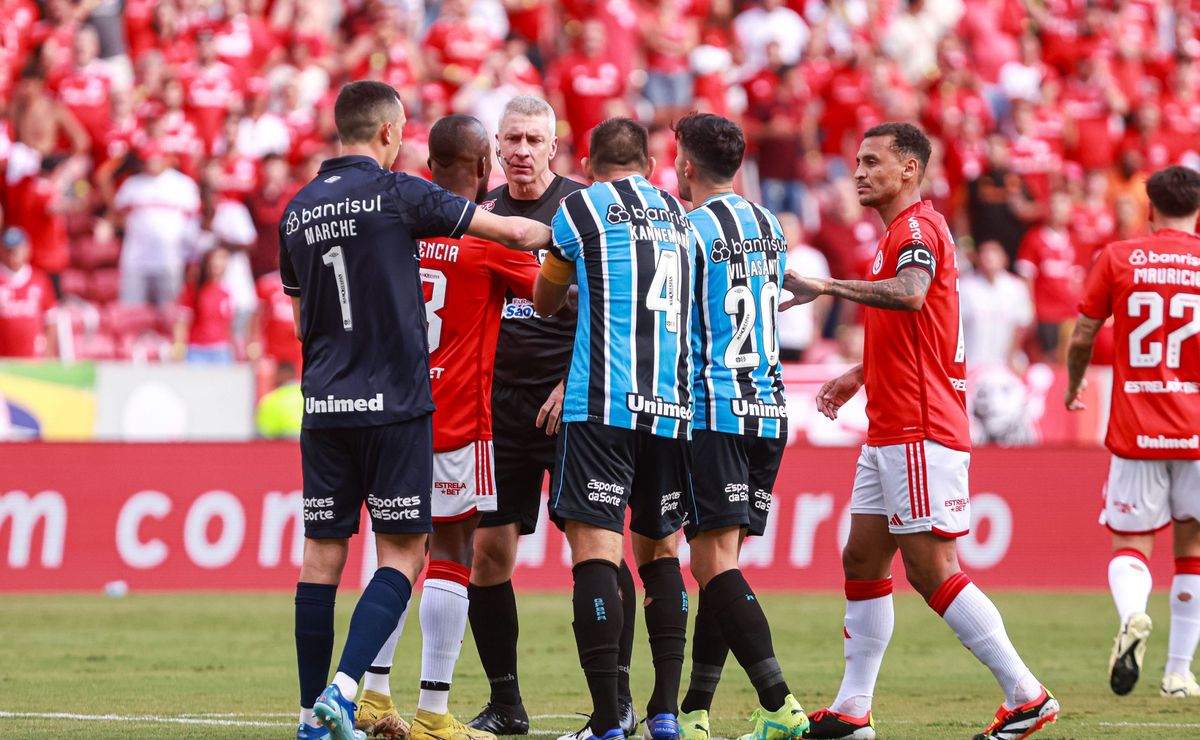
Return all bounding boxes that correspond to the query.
[638,557,688,718]
[616,560,637,702]
[295,582,337,709]
[680,587,730,713]
[468,580,523,706]
[706,568,790,711]
[572,559,624,735]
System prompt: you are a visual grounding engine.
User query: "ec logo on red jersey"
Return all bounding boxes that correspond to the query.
[872,250,884,275]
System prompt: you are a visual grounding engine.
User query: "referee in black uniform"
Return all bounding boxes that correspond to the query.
[466,96,638,737]
[277,81,550,740]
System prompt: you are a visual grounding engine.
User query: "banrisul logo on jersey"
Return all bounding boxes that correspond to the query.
[707,235,786,264]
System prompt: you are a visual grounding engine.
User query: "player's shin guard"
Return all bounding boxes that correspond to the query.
[419,560,472,714]
[573,559,624,735]
[468,579,523,706]
[296,582,338,716]
[681,587,729,714]
[333,567,414,698]
[1109,548,1153,624]
[1167,558,1200,677]
[929,573,1040,709]
[617,560,638,702]
[832,578,894,716]
[704,569,789,712]
[639,557,688,717]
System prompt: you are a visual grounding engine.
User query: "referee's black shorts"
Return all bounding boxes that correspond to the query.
[481,380,559,534]
[683,429,785,541]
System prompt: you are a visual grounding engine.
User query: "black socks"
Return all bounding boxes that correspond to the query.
[680,587,729,713]
[295,582,337,709]
[638,557,688,718]
[572,559,624,734]
[706,569,789,711]
[469,580,523,706]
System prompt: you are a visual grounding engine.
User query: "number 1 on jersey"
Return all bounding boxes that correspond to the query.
[647,249,681,333]
[322,245,353,331]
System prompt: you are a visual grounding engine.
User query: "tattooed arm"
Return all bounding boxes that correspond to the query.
[782,267,932,312]
[1065,315,1104,411]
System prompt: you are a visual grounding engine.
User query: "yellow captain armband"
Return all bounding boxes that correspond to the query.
[539,253,575,285]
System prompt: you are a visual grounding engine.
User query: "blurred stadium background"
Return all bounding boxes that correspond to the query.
[1,0,1199,736]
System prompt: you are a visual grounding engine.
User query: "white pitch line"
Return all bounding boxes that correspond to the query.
[0,711,286,728]
[1097,721,1200,728]
[533,714,591,720]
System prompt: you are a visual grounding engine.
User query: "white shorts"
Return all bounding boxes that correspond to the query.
[432,440,498,521]
[850,440,971,537]
[1100,455,1200,535]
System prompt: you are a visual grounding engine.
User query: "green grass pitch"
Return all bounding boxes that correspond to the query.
[1,591,1197,738]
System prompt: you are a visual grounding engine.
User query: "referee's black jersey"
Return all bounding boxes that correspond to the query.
[485,174,585,388]
[279,155,476,429]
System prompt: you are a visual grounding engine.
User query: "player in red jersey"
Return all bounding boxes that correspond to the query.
[355,115,539,740]
[1066,165,1200,699]
[784,124,1058,740]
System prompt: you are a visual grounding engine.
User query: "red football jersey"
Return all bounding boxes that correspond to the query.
[1079,229,1200,460]
[0,266,55,357]
[862,201,971,452]
[419,235,539,452]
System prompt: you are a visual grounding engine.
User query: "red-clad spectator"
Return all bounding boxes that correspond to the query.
[52,27,115,160]
[4,156,76,296]
[956,0,1023,85]
[505,0,551,49]
[254,269,302,370]
[179,28,243,152]
[560,0,640,80]
[0,0,40,103]
[1061,58,1127,170]
[139,79,205,178]
[174,245,234,364]
[1015,191,1083,359]
[211,0,280,79]
[545,20,626,153]
[1161,59,1200,163]
[1008,100,1061,203]
[1069,170,1116,266]
[1121,98,1175,173]
[640,0,698,122]
[0,227,57,358]
[124,0,159,62]
[422,0,501,96]
[147,1,197,67]
[210,115,258,200]
[819,53,872,160]
[247,154,298,277]
[343,3,425,106]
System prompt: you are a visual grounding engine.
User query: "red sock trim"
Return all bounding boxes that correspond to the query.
[844,577,894,601]
[1113,548,1150,567]
[1176,557,1200,576]
[927,572,972,617]
[427,559,471,587]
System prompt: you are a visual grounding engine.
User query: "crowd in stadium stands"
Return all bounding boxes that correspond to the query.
[0,0,1197,377]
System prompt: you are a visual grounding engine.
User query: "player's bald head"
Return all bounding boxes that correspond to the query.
[429,114,490,166]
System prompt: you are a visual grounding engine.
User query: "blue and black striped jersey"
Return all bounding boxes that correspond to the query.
[549,175,698,439]
[689,193,788,438]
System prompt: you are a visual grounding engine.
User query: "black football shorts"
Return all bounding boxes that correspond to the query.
[483,380,560,534]
[300,414,433,538]
[549,421,688,540]
[684,429,785,541]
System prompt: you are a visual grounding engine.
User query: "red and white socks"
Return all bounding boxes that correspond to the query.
[928,572,1041,709]
[831,578,895,717]
[1167,557,1200,677]
[418,560,472,715]
[1109,548,1153,624]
